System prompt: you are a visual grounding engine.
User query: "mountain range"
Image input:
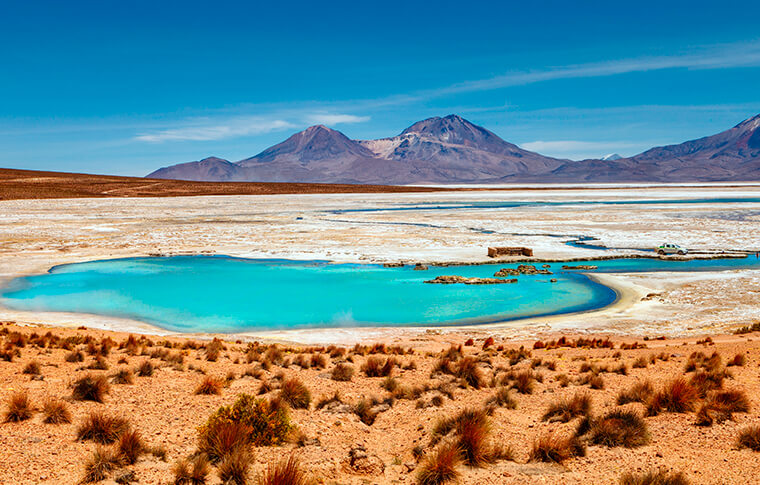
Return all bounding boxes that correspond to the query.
[147,113,760,184]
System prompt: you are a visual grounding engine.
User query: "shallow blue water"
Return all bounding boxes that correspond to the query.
[1,256,759,332]
[330,197,760,214]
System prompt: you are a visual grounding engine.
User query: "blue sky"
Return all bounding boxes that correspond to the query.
[2,1,760,175]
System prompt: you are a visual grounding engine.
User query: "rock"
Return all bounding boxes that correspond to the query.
[370,403,391,414]
[322,401,353,414]
[561,265,598,270]
[115,470,136,484]
[404,462,416,473]
[383,262,405,268]
[344,444,385,475]
[542,264,551,268]
[494,264,552,277]
[550,278,557,283]
[302,437,321,447]
[413,263,428,271]
[425,275,517,285]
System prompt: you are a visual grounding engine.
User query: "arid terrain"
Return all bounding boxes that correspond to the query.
[2,183,760,484]
[0,168,446,201]
[2,322,760,484]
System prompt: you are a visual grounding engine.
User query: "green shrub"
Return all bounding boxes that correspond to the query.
[198,394,291,449]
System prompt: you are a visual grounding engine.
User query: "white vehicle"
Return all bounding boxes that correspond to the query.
[657,243,687,255]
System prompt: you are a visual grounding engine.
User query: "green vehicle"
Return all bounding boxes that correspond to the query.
[657,243,687,255]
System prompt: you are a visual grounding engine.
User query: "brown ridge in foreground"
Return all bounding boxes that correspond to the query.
[0,167,448,200]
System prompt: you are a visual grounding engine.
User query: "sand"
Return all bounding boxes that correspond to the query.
[2,322,760,484]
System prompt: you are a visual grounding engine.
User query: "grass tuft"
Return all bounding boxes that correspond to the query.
[619,469,691,485]
[258,455,314,485]
[736,425,760,451]
[81,446,122,483]
[416,442,462,485]
[195,376,224,395]
[279,377,311,409]
[76,411,130,444]
[587,409,649,448]
[72,373,110,402]
[530,432,586,463]
[42,397,72,424]
[4,391,34,422]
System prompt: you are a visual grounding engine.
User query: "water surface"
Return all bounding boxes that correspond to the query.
[2,256,759,332]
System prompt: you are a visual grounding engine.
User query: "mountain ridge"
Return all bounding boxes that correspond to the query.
[147,113,760,184]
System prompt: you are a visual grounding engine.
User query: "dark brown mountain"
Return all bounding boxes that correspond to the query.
[147,113,760,184]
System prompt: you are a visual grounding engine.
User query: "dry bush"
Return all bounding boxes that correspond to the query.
[456,357,484,388]
[137,360,154,377]
[587,410,649,448]
[736,426,760,451]
[310,353,327,369]
[632,357,648,369]
[586,374,605,390]
[511,370,536,394]
[65,350,85,362]
[619,469,691,485]
[198,420,252,463]
[656,378,698,413]
[354,399,378,426]
[4,391,33,422]
[217,447,252,485]
[88,355,109,370]
[205,338,224,361]
[617,380,655,405]
[727,353,745,367]
[455,409,493,467]
[331,363,354,382]
[42,397,71,424]
[117,429,145,465]
[362,356,396,377]
[195,376,224,395]
[530,432,586,463]
[76,411,130,444]
[705,389,750,417]
[72,373,110,402]
[111,368,135,385]
[173,454,211,485]
[279,377,311,409]
[81,446,122,483]
[258,455,314,485]
[689,370,725,397]
[22,360,41,375]
[488,386,517,409]
[416,442,462,485]
[542,392,592,422]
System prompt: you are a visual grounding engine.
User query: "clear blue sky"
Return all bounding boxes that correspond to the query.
[2,1,760,175]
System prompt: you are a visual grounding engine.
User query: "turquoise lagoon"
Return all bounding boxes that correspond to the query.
[1,256,759,332]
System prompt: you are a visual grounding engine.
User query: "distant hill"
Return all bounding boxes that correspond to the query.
[148,113,760,184]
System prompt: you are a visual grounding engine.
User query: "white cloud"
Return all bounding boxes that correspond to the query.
[520,140,645,160]
[135,118,294,142]
[426,41,760,97]
[304,113,370,125]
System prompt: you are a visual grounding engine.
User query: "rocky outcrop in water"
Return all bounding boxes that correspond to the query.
[414,263,429,271]
[562,265,598,270]
[425,275,518,285]
[494,264,552,276]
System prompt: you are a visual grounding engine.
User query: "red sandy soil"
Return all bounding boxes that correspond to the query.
[2,321,760,484]
[0,168,448,200]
